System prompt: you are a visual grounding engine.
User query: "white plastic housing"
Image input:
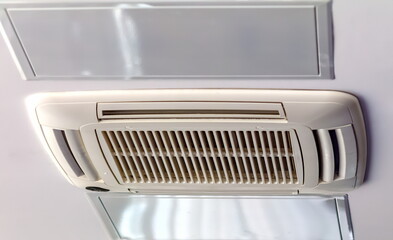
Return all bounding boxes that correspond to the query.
[27,89,367,194]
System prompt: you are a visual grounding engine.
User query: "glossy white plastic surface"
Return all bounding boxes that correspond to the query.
[27,89,367,194]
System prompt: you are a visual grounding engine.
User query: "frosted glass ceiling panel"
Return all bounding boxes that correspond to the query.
[88,194,353,240]
[1,1,333,79]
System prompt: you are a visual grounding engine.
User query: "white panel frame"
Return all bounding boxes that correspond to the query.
[80,121,313,193]
[0,0,334,80]
[87,193,354,240]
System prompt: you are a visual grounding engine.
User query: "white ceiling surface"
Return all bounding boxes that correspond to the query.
[0,0,392,239]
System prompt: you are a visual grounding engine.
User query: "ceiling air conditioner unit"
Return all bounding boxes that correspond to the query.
[28,89,366,194]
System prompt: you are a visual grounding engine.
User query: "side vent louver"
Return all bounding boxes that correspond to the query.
[313,125,358,183]
[98,130,299,185]
[52,130,85,177]
[49,129,100,181]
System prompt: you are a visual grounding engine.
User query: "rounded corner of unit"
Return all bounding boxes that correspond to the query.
[25,92,56,109]
[354,159,368,189]
[25,93,42,107]
[331,90,362,106]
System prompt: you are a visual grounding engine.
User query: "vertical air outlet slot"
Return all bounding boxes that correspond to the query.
[313,129,341,183]
[313,125,358,183]
[328,130,341,179]
[53,129,85,177]
[51,129,101,181]
[313,126,358,183]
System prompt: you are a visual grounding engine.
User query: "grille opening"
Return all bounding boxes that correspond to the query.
[102,131,131,182]
[329,130,341,178]
[313,130,322,181]
[99,130,299,185]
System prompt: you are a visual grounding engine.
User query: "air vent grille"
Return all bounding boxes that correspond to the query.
[52,129,85,177]
[99,130,299,185]
[313,125,358,183]
[97,102,286,120]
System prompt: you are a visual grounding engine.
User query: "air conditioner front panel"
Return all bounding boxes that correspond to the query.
[28,89,367,194]
[78,121,320,192]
